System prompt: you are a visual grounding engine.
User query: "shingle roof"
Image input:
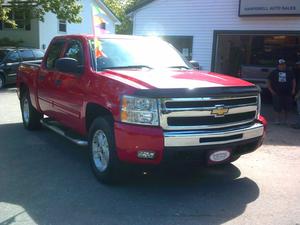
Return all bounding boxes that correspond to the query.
[127,0,155,14]
[99,0,121,24]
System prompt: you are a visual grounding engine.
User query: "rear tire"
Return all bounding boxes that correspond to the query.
[21,90,43,130]
[88,117,121,184]
[0,74,5,89]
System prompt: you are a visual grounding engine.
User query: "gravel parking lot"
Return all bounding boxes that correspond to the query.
[0,86,299,225]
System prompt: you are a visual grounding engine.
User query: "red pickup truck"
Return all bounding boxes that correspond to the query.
[17,35,267,183]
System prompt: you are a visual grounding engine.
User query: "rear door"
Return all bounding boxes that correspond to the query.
[3,50,21,84]
[19,49,35,63]
[52,38,86,132]
[38,39,66,117]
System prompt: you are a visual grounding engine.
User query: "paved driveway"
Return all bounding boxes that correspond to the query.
[0,86,299,225]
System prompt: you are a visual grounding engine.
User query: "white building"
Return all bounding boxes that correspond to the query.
[0,0,120,50]
[129,0,300,76]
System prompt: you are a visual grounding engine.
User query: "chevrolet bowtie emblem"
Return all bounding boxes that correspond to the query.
[211,105,229,117]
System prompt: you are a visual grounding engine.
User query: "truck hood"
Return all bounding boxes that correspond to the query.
[102,69,254,90]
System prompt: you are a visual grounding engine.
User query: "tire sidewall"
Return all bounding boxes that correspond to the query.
[20,91,42,130]
[21,93,31,128]
[88,117,119,182]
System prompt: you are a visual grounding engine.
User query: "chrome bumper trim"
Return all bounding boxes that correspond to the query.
[164,123,264,147]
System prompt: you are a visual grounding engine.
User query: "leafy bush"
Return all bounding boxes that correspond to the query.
[0,37,24,47]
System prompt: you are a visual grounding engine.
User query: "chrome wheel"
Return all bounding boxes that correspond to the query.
[92,130,110,172]
[23,98,30,124]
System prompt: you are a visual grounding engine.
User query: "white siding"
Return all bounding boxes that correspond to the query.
[0,19,39,48]
[132,0,300,71]
[39,0,116,50]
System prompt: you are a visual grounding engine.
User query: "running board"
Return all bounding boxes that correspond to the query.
[41,118,88,147]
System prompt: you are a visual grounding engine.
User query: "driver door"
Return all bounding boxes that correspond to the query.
[38,39,66,117]
[52,39,86,132]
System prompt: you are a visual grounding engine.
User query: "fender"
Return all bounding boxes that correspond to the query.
[17,65,42,113]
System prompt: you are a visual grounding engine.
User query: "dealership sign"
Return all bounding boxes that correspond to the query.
[239,0,300,16]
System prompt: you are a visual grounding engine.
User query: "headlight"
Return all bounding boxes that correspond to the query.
[121,95,159,126]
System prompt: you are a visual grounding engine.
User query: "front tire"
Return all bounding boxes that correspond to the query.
[21,91,43,130]
[88,117,121,184]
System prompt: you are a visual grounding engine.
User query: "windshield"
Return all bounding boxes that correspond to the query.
[0,50,8,62]
[89,38,192,71]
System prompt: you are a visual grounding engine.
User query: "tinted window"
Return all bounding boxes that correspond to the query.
[33,50,44,59]
[64,40,83,65]
[20,50,35,61]
[45,40,66,69]
[6,51,20,63]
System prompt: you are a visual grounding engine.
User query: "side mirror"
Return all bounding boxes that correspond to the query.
[55,57,81,74]
[190,60,201,70]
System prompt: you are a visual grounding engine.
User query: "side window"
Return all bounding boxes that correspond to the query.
[58,19,67,32]
[64,40,84,65]
[20,50,35,61]
[100,22,106,30]
[6,51,20,63]
[45,40,66,69]
[33,50,45,60]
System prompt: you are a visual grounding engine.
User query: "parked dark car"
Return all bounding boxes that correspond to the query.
[0,47,44,89]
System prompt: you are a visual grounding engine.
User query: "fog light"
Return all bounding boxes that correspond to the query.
[209,150,231,163]
[137,151,156,159]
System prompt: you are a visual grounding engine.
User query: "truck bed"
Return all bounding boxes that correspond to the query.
[241,65,275,89]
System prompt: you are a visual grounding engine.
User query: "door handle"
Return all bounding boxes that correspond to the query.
[55,79,62,86]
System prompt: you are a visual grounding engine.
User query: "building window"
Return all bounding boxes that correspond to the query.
[100,22,106,30]
[58,19,67,32]
[1,10,31,30]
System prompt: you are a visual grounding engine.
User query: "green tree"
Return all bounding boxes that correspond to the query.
[103,0,138,34]
[0,0,82,28]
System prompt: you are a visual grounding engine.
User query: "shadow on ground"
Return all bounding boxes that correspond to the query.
[261,104,300,147]
[0,123,260,225]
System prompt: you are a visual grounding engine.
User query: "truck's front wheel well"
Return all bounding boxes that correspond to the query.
[85,103,114,132]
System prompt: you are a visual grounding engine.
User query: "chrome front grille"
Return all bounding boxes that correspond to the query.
[159,95,259,130]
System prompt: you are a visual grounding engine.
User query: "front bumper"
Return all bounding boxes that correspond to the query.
[163,136,263,164]
[164,122,264,147]
[114,118,266,165]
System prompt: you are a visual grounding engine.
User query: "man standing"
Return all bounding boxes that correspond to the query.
[292,61,300,129]
[268,59,296,125]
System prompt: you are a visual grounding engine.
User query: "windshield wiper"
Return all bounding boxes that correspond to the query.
[168,66,191,70]
[102,65,153,70]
